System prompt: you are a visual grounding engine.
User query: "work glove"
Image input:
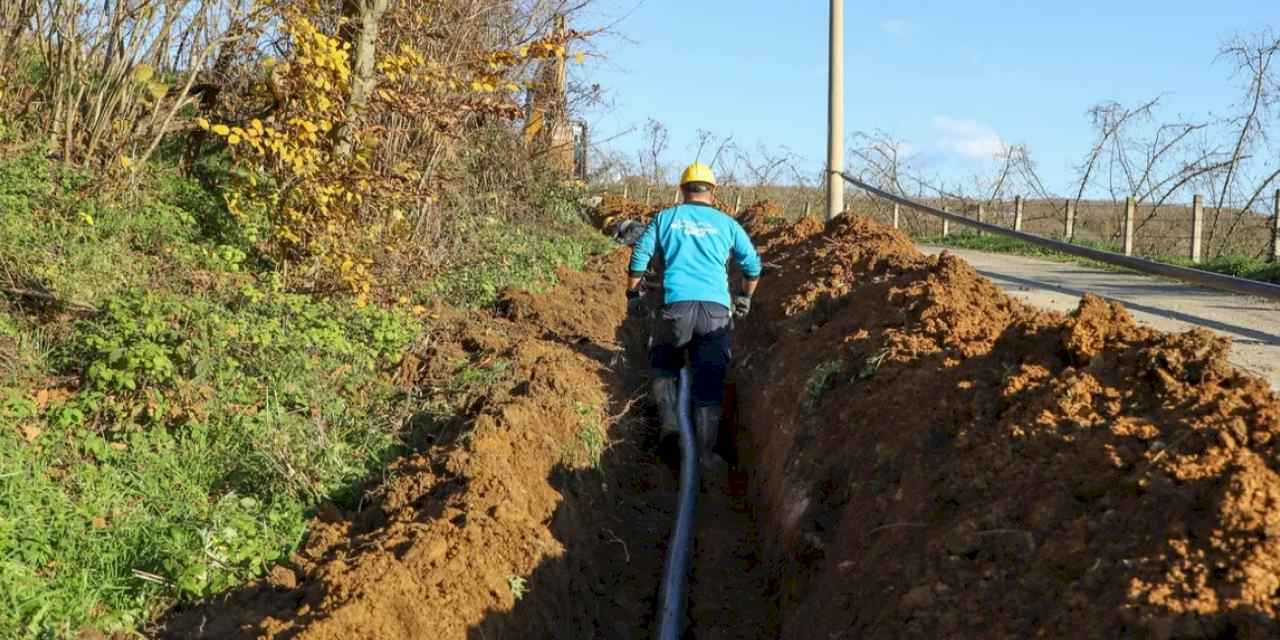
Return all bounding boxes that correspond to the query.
[626,288,646,318]
[732,294,752,319]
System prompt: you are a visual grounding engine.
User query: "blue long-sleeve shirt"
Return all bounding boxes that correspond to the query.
[628,202,763,308]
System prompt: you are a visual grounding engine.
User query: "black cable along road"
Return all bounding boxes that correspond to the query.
[837,172,1280,303]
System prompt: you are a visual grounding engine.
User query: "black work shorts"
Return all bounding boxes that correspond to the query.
[649,301,732,407]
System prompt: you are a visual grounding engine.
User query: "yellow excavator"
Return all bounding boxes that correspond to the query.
[522,15,588,182]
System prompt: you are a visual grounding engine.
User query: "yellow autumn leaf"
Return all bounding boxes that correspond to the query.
[575,52,586,65]
[133,64,154,83]
[211,124,231,136]
[196,117,210,130]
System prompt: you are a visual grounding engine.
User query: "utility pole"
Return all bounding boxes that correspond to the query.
[826,0,844,221]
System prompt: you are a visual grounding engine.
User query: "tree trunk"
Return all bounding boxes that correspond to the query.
[335,0,390,159]
[0,0,37,78]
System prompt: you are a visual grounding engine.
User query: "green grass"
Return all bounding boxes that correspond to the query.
[0,283,419,637]
[566,401,606,470]
[421,184,616,308]
[0,153,262,307]
[919,231,1119,261]
[1172,255,1280,284]
[0,153,612,638]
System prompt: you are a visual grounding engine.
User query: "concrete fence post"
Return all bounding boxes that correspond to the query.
[892,203,900,229]
[1123,196,1136,257]
[644,186,652,206]
[941,205,950,237]
[976,204,985,236]
[733,192,742,214]
[1191,194,1204,265]
[1014,195,1024,232]
[1272,190,1280,263]
[622,183,629,200]
[804,201,813,218]
[673,188,680,206]
[1064,200,1076,242]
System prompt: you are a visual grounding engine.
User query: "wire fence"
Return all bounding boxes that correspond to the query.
[599,179,1280,265]
[837,173,1280,302]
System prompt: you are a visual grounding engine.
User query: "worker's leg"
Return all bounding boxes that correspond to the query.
[688,304,732,469]
[649,303,696,435]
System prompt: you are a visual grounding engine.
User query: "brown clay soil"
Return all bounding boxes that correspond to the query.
[161,201,1280,639]
[734,209,1280,639]
[159,249,777,639]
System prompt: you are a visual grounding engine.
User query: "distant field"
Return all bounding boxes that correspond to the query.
[604,180,1278,263]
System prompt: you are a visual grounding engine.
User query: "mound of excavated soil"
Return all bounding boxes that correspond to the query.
[497,251,632,346]
[735,214,1280,639]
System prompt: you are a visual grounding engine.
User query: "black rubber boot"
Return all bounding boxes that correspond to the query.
[652,377,679,435]
[694,405,728,472]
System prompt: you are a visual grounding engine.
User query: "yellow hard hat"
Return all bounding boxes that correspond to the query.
[679,162,717,188]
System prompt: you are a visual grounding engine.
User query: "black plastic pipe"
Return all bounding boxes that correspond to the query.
[655,367,699,640]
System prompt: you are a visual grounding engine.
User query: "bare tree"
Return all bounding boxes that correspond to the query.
[638,117,669,184]
[1207,30,1280,256]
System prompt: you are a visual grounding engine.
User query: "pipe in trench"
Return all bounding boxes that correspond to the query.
[655,367,698,640]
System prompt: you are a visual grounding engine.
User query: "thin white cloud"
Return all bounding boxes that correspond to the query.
[932,116,1005,160]
[879,19,915,36]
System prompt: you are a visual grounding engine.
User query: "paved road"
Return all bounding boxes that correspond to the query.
[920,246,1280,389]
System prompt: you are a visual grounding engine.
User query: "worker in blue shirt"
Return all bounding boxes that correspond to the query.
[627,162,762,470]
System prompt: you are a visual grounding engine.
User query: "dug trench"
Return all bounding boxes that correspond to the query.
[161,207,1280,639]
[159,247,777,639]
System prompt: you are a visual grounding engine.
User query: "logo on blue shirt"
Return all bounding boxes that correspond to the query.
[670,219,721,238]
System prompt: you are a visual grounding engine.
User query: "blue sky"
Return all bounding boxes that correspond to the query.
[574,1,1274,193]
